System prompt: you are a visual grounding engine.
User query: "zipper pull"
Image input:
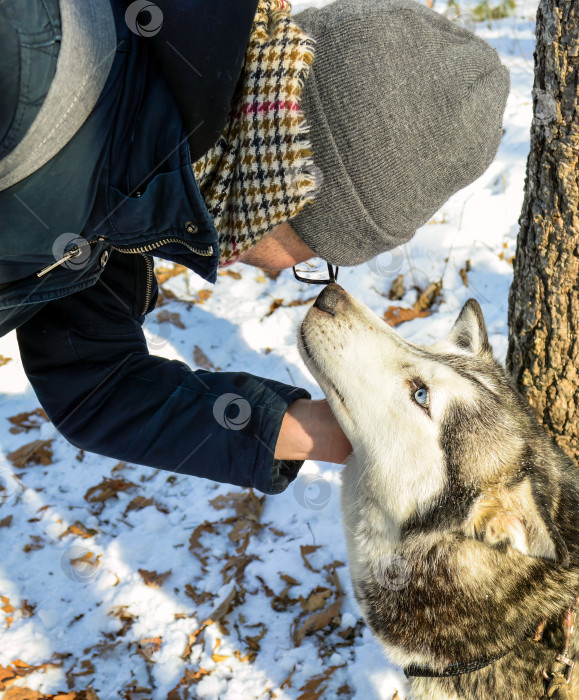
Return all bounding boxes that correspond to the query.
[37,246,83,277]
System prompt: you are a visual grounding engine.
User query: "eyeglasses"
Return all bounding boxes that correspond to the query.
[293,261,339,285]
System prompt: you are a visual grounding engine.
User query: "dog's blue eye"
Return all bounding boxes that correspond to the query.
[414,388,429,406]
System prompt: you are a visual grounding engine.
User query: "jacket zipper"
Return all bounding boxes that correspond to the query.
[38,236,212,279]
[108,238,213,258]
[109,238,214,317]
[139,254,154,316]
[37,239,103,278]
[38,237,213,316]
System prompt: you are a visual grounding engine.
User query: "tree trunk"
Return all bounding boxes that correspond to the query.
[507,0,579,461]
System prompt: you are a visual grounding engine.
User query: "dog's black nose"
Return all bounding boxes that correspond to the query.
[313,283,343,315]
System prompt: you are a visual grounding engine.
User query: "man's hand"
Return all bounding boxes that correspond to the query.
[274,398,352,464]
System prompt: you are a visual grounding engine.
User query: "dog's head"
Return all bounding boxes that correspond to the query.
[298,284,572,565]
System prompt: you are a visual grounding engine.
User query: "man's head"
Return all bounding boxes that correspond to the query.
[281,0,510,267]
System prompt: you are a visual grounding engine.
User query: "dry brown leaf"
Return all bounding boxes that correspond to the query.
[205,586,242,632]
[0,664,16,686]
[270,573,301,612]
[156,287,178,307]
[384,279,442,326]
[384,306,431,327]
[84,478,136,504]
[7,440,53,468]
[138,636,162,661]
[70,551,100,572]
[196,289,212,304]
[324,560,346,596]
[228,518,264,550]
[188,521,216,550]
[59,521,98,539]
[138,569,171,588]
[243,624,266,653]
[184,584,215,606]
[256,576,275,598]
[0,515,13,528]
[414,281,442,312]
[266,298,284,317]
[293,598,342,646]
[156,310,185,329]
[300,545,321,573]
[124,496,154,514]
[193,345,215,371]
[20,600,35,618]
[211,638,228,663]
[167,667,211,699]
[180,624,209,660]
[392,691,401,700]
[7,409,48,434]
[3,689,43,700]
[459,260,471,288]
[0,356,12,368]
[280,573,301,586]
[388,274,405,301]
[108,605,136,637]
[0,659,63,692]
[111,461,128,473]
[269,525,287,537]
[210,490,264,522]
[115,683,151,699]
[221,553,260,584]
[296,664,345,700]
[280,665,297,690]
[22,535,44,553]
[299,587,332,613]
[68,659,95,678]
[78,689,100,700]
[220,269,242,280]
[1,596,15,613]
[155,264,188,285]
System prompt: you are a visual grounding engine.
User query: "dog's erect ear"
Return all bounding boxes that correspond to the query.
[464,479,570,566]
[448,299,491,356]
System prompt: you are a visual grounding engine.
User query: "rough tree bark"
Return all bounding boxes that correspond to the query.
[507,0,579,460]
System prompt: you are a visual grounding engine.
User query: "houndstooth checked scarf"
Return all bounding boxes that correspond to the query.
[192,0,317,266]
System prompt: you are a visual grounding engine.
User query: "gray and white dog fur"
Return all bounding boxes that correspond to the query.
[298,283,578,700]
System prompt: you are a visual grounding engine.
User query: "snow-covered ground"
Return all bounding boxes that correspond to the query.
[0,1,538,698]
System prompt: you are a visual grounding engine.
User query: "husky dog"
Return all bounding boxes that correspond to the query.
[298,284,578,700]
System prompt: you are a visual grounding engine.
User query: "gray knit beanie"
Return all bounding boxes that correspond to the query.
[290,0,510,266]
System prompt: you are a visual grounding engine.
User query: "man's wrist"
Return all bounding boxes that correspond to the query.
[274,398,351,464]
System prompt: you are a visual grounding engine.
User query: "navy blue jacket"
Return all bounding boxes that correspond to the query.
[0,0,310,494]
